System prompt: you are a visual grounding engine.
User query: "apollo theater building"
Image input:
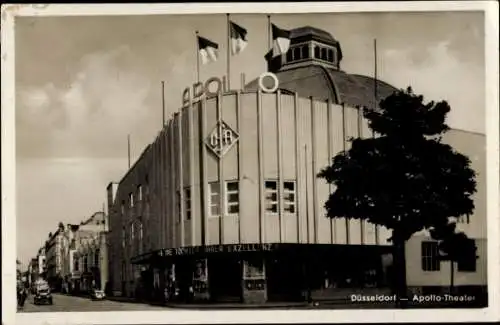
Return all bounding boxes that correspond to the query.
[107,26,487,304]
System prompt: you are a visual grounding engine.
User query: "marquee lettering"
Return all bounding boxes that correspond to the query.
[154,243,277,257]
[182,72,280,106]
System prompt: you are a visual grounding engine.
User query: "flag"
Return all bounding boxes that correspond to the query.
[271,24,291,57]
[230,21,248,55]
[198,36,219,65]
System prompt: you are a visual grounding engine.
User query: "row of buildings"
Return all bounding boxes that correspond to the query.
[27,212,109,294]
[30,25,487,305]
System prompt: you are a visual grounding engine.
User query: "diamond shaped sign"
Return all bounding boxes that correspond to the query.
[205,120,239,158]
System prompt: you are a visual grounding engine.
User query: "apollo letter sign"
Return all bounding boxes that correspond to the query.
[182,72,280,106]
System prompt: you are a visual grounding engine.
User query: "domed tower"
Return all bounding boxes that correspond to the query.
[246,26,398,110]
[264,26,343,72]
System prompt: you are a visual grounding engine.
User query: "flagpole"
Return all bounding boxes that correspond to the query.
[374,38,378,108]
[161,81,165,126]
[227,13,231,90]
[127,134,131,169]
[196,30,200,83]
[267,15,271,49]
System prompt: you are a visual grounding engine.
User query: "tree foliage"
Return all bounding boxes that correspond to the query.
[318,87,477,242]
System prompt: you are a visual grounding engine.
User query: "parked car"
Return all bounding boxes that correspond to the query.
[34,286,53,305]
[90,289,105,301]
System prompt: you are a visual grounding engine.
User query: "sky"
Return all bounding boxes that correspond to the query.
[15,11,485,266]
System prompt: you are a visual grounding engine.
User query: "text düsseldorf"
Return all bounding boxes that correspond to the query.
[351,294,397,302]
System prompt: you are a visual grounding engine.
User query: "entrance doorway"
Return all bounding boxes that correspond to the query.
[208,255,242,302]
[265,256,303,302]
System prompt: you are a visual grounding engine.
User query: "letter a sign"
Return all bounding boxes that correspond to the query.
[205,120,239,158]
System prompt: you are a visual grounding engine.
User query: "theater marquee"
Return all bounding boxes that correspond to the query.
[131,244,279,263]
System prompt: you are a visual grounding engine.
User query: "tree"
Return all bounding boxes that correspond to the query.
[430,221,478,294]
[318,87,477,307]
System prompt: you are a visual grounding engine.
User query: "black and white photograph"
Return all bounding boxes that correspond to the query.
[2,2,499,325]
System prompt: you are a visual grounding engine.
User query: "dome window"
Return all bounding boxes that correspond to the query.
[302,45,309,59]
[328,49,334,62]
[321,48,328,61]
[314,46,320,59]
[293,47,301,61]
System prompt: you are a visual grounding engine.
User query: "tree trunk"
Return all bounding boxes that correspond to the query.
[393,234,408,308]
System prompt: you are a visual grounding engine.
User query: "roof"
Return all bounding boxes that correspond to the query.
[245,64,398,109]
[290,26,338,45]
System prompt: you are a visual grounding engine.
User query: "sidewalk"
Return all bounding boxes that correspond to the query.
[104,295,396,309]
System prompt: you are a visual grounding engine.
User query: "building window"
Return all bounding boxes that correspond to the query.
[121,227,126,248]
[328,49,334,62]
[293,47,301,61]
[131,222,135,240]
[83,256,88,272]
[138,185,143,201]
[138,221,143,241]
[121,201,125,214]
[283,181,296,213]
[209,182,221,217]
[129,193,134,207]
[176,191,182,223]
[421,241,440,271]
[302,45,309,59]
[458,239,477,272]
[226,181,240,215]
[314,46,320,59]
[73,257,79,272]
[185,188,192,220]
[286,50,293,62]
[265,181,279,213]
[321,48,328,61]
[94,250,99,267]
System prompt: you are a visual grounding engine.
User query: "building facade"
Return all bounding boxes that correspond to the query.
[405,129,487,298]
[72,212,109,293]
[60,224,81,293]
[107,26,487,304]
[36,246,47,279]
[45,224,64,291]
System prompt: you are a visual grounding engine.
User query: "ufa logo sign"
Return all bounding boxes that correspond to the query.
[206,120,239,158]
[184,71,279,158]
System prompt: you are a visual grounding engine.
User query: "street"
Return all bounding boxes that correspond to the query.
[18,293,167,312]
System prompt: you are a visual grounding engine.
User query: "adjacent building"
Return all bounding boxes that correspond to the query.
[104,26,486,304]
[36,246,47,279]
[60,224,80,293]
[45,224,65,291]
[72,212,109,293]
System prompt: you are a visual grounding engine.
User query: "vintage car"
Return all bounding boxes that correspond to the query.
[90,289,105,301]
[34,285,53,305]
